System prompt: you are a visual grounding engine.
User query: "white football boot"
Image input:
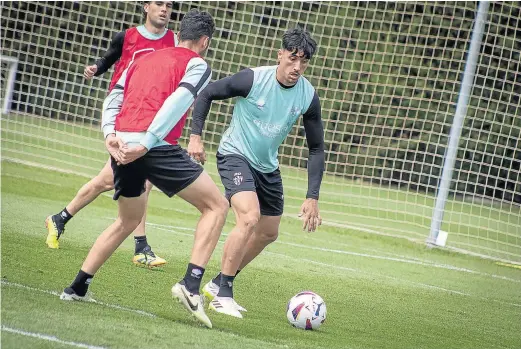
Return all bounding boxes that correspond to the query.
[202,281,247,312]
[209,296,243,319]
[171,282,212,328]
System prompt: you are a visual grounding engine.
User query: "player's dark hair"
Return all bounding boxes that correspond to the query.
[178,9,215,41]
[142,1,174,22]
[282,27,317,60]
[142,1,149,21]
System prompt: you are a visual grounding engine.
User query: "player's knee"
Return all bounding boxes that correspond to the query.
[117,216,141,232]
[238,211,260,232]
[215,196,230,216]
[261,229,279,243]
[93,175,114,192]
[203,195,229,216]
[103,182,115,192]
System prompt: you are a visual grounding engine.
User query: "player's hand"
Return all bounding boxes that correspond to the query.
[298,198,322,232]
[105,134,126,164]
[119,145,148,165]
[187,134,206,165]
[84,65,98,80]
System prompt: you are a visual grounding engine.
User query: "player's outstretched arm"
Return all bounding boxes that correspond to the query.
[84,31,125,80]
[191,69,253,135]
[299,92,325,232]
[188,68,253,162]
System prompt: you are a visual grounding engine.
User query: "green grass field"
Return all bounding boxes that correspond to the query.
[2,114,521,348]
[2,114,520,263]
[2,160,521,349]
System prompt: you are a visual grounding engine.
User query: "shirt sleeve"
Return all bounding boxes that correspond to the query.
[94,31,125,76]
[140,57,212,150]
[191,68,254,136]
[100,67,129,138]
[302,92,325,200]
[101,88,123,138]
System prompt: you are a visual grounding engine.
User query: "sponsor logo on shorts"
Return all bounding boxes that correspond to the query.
[233,172,243,186]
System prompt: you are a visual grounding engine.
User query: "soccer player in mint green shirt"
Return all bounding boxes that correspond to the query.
[189,28,325,318]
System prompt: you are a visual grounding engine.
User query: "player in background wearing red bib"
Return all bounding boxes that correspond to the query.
[45,1,176,268]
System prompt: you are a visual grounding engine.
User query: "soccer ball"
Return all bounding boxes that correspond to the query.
[286,291,327,330]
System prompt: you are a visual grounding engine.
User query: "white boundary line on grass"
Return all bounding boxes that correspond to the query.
[140,220,521,284]
[1,281,295,349]
[142,224,466,294]
[2,158,94,178]
[142,224,521,307]
[150,218,431,262]
[264,251,521,308]
[1,325,107,349]
[264,251,471,296]
[280,230,431,262]
[117,219,456,267]
[5,157,521,267]
[1,280,156,318]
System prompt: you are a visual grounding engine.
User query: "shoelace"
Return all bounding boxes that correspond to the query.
[140,246,156,258]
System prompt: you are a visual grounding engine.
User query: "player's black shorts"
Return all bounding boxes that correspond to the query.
[111,145,203,200]
[216,152,284,216]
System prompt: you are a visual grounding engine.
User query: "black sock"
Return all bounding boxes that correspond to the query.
[69,269,93,297]
[211,272,221,286]
[134,236,148,253]
[182,263,205,294]
[217,274,235,298]
[212,269,241,286]
[58,208,73,224]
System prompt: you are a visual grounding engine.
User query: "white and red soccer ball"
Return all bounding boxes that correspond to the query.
[286,291,327,330]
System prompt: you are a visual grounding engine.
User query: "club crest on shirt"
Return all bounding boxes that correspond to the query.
[290,106,301,117]
[256,99,266,110]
